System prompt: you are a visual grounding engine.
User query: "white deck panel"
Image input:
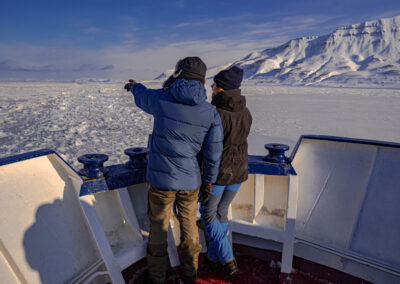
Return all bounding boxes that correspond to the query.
[0,154,103,283]
[291,138,400,280]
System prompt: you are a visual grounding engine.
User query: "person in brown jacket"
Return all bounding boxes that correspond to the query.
[199,66,252,276]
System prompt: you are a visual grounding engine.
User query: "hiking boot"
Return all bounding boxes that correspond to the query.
[142,268,166,284]
[182,274,196,284]
[204,256,222,273]
[223,259,239,276]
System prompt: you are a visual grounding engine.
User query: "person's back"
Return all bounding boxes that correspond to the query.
[125,57,223,284]
[200,66,252,277]
[211,83,252,185]
[133,78,221,190]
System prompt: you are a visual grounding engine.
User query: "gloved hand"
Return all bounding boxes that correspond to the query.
[124,79,136,92]
[198,181,212,203]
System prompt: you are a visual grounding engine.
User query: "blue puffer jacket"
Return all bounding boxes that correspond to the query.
[131,79,223,190]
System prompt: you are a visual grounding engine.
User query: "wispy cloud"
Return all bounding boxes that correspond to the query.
[83,27,106,34]
[119,33,138,45]
[121,40,136,45]
[121,33,135,39]
[175,22,191,28]
[245,15,343,38]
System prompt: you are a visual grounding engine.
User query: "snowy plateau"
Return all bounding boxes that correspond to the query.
[1,82,400,170]
[1,16,400,170]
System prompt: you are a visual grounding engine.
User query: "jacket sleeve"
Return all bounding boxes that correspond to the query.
[130,83,162,115]
[202,111,224,183]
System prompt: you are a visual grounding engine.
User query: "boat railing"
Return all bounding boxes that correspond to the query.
[1,135,400,283]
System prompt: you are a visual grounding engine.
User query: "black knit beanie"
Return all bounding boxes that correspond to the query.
[213,66,243,90]
[163,57,207,88]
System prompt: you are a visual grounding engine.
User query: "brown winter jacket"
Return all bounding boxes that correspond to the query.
[211,89,252,185]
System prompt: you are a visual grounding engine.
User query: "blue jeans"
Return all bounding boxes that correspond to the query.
[200,183,241,264]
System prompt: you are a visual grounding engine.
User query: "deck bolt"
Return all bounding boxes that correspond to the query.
[78,153,109,178]
[124,147,148,169]
[264,143,289,163]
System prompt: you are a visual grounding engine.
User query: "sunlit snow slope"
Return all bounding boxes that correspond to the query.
[208,16,400,88]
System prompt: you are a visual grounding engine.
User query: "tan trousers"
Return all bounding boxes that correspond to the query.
[147,184,201,283]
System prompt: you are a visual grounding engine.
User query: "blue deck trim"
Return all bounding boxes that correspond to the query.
[288,135,400,162]
[0,148,83,181]
[104,164,147,191]
[1,148,296,197]
[79,164,147,196]
[0,149,55,166]
[248,155,296,176]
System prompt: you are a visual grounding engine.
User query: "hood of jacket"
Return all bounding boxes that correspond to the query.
[211,89,246,112]
[169,79,207,106]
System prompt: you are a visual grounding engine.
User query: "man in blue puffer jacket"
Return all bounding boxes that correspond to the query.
[124,57,223,284]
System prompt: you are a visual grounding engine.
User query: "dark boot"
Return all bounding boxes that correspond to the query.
[142,268,166,284]
[204,256,222,273]
[223,259,239,276]
[146,254,168,283]
[182,274,196,284]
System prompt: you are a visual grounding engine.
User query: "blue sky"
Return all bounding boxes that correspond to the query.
[1,0,400,81]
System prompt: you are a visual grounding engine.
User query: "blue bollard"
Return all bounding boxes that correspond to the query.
[264,143,289,163]
[78,153,109,179]
[124,147,148,169]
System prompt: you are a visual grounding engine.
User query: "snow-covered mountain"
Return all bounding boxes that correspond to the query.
[209,16,400,88]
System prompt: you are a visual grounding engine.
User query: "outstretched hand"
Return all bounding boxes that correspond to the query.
[124,79,137,92]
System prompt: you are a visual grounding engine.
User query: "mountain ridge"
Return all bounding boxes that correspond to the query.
[205,16,400,88]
